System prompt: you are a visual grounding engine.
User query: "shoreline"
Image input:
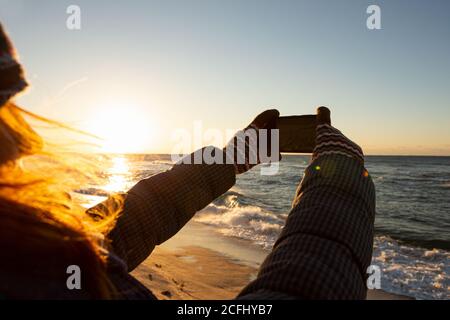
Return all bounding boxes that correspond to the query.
[132,221,414,300]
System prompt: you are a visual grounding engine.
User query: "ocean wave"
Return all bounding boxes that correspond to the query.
[373,176,384,182]
[420,172,450,179]
[372,236,449,300]
[150,159,175,166]
[440,182,450,189]
[194,193,287,249]
[74,187,110,197]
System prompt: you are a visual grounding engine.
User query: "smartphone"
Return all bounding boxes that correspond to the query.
[276,115,318,153]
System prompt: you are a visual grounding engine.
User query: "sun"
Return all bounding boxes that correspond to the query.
[84,103,157,154]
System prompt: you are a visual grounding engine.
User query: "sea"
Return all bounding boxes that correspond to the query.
[76,154,450,300]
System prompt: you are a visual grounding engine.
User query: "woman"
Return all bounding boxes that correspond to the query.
[0,23,375,300]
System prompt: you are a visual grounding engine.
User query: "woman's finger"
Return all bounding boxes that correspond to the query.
[316,106,331,126]
[250,109,280,129]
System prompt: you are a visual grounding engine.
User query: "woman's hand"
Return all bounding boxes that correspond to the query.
[313,107,364,165]
[225,109,281,174]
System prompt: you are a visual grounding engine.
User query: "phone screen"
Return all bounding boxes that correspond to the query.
[276,115,317,153]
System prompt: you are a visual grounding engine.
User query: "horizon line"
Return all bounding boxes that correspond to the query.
[77,152,450,157]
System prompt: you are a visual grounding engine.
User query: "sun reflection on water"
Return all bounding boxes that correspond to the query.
[104,156,132,193]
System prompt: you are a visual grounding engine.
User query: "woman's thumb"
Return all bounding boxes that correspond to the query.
[316,106,331,125]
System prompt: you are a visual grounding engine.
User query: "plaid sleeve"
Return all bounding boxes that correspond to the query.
[103,147,235,271]
[237,154,376,300]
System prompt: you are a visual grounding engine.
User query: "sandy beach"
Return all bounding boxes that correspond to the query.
[131,221,413,300]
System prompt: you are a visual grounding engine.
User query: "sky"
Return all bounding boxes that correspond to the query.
[0,0,449,155]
